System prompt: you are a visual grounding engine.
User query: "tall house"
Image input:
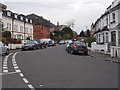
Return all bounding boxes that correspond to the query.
[92,0,120,57]
[1,3,33,43]
[27,14,54,40]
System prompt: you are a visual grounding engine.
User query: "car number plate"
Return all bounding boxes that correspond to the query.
[79,51,84,53]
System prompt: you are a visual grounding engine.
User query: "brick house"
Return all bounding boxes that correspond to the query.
[27,14,54,40]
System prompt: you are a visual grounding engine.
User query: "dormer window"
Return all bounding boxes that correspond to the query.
[30,20,32,23]
[7,12,11,16]
[20,16,23,20]
[14,14,18,19]
[26,18,28,22]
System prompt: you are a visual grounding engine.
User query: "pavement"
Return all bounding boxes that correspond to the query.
[89,51,120,63]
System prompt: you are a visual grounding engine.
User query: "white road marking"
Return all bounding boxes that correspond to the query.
[0,72,19,75]
[3,67,8,69]
[3,53,13,73]
[23,78,29,83]
[28,84,35,90]
[15,70,21,73]
[40,85,43,87]
[13,64,17,66]
[13,62,16,64]
[3,62,7,64]
[3,70,8,73]
[3,64,7,67]
[12,52,35,89]
[19,73,24,77]
[14,66,19,69]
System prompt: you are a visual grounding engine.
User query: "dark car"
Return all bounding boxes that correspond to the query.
[59,40,65,45]
[67,41,88,55]
[22,41,39,51]
[37,39,47,48]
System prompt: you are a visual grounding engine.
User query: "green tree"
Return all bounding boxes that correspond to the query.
[85,37,96,47]
[2,31,11,38]
[79,30,85,37]
[26,37,31,40]
[62,27,74,39]
[85,29,90,37]
[2,31,11,44]
[63,34,71,40]
[50,32,54,39]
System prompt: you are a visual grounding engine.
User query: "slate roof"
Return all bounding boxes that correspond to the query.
[26,14,55,28]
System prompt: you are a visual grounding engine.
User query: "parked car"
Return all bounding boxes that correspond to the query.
[59,40,65,45]
[37,39,48,48]
[66,40,73,51]
[0,41,9,55]
[66,41,88,55]
[22,41,39,51]
[48,40,56,46]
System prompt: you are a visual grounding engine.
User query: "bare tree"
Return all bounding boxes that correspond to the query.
[66,19,76,29]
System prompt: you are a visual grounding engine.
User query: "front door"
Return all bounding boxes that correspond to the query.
[111,31,116,46]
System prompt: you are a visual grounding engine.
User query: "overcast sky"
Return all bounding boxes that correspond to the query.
[1,0,114,34]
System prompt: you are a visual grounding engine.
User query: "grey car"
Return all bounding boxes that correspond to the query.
[0,41,9,55]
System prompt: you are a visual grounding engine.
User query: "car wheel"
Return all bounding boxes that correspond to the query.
[22,49,25,51]
[5,49,9,55]
[85,53,88,56]
[33,47,36,50]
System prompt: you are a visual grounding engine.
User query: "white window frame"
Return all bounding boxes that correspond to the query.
[7,12,11,16]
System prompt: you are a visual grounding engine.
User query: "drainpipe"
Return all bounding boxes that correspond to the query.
[24,21,26,43]
[11,16,14,49]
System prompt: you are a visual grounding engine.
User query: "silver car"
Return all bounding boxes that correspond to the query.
[0,41,9,55]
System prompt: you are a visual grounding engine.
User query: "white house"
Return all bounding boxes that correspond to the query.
[2,10,33,42]
[91,0,120,58]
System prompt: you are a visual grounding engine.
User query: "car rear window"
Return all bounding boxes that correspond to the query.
[74,42,86,47]
[25,41,34,44]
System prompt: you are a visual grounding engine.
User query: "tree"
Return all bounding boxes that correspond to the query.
[50,32,54,39]
[62,27,74,39]
[63,34,71,40]
[66,19,76,29]
[26,37,30,40]
[85,37,96,47]
[2,31,11,44]
[2,31,11,38]
[85,29,90,37]
[79,30,85,37]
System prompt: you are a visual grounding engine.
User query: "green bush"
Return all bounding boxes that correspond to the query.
[85,37,96,47]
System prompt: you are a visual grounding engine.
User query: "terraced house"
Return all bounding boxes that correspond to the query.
[91,0,120,58]
[1,3,33,43]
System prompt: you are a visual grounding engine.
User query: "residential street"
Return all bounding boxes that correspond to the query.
[1,45,118,89]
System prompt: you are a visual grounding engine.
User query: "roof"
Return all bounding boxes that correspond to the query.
[0,3,7,9]
[117,23,120,29]
[2,9,32,24]
[26,14,55,28]
[94,26,109,34]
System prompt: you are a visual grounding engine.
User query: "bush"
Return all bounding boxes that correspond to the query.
[85,37,96,47]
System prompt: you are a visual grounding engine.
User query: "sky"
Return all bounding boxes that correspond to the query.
[1,0,114,34]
